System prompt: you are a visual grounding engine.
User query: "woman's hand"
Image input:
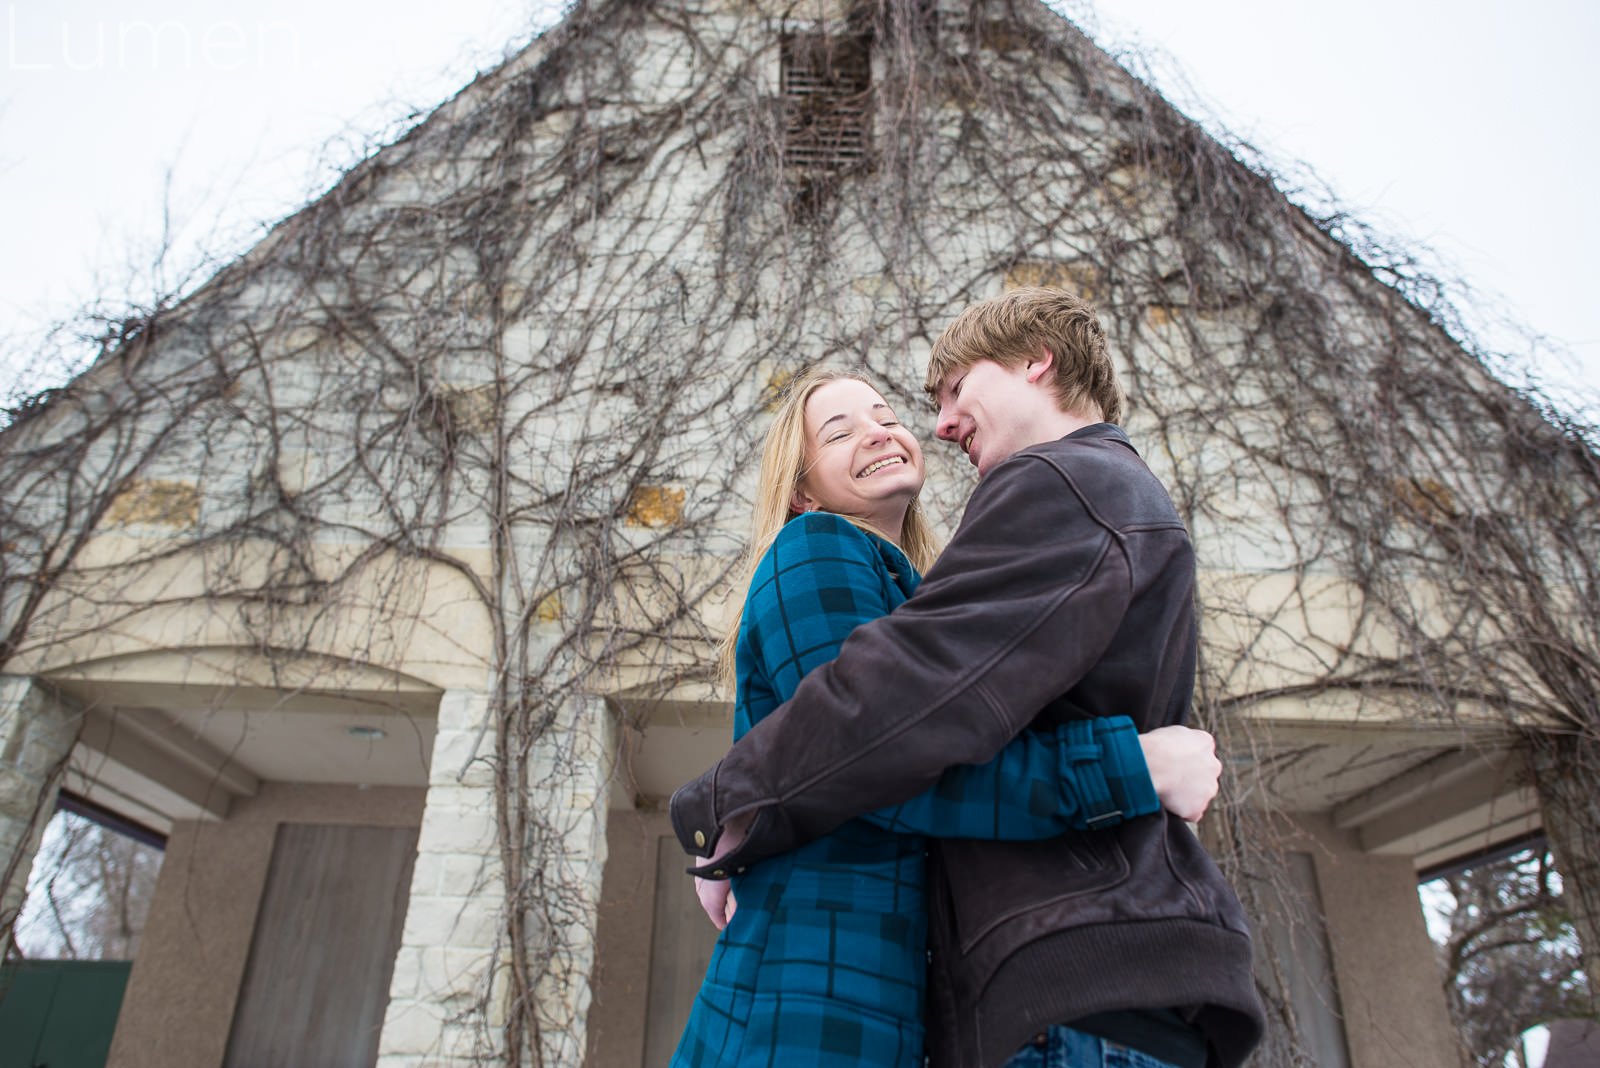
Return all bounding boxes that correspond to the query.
[692,810,752,929]
[696,876,738,930]
[1139,725,1222,822]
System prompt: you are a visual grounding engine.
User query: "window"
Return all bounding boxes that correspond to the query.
[782,33,872,169]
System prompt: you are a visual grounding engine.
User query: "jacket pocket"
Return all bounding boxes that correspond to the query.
[940,833,1131,955]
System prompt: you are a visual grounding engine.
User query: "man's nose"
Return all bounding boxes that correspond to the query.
[935,404,959,442]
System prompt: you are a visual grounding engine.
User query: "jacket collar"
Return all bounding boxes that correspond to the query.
[1062,422,1136,452]
[1002,422,1138,466]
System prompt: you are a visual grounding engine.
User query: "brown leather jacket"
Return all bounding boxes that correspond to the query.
[672,424,1264,1067]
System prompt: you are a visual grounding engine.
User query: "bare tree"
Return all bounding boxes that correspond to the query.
[11,809,162,961]
[1430,847,1590,1068]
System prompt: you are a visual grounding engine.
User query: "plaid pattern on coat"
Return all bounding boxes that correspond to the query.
[671,513,1157,1068]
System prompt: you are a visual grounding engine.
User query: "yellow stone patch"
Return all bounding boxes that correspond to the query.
[1003,261,1100,302]
[626,486,685,527]
[1392,477,1458,524]
[102,479,200,528]
[1146,305,1178,327]
[536,591,562,623]
[762,368,798,412]
[440,384,496,435]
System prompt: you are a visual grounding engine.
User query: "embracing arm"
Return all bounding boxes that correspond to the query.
[723,513,1162,854]
[861,716,1156,839]
[673,449,1205,874]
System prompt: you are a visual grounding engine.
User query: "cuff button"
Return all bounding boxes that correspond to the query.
[694,830,706,848]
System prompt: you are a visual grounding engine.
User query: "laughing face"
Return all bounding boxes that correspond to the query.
[791,378,925,542]
[933,357,1050,477]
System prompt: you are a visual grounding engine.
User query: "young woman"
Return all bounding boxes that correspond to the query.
[669,370,1163,1068]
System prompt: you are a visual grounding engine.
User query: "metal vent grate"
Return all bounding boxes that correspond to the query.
[782,34,872,169]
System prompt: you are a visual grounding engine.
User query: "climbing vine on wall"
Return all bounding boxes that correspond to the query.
[2,0,1596,1063]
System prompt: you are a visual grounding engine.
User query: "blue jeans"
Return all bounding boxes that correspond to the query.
[999,1026,1187,1068]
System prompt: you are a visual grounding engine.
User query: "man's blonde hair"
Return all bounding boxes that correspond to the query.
[925,287,1124,424]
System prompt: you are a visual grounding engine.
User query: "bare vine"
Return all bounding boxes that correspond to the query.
[2,0,1596,1063]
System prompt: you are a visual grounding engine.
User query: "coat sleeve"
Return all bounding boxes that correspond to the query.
[674,456,1140,872]
[746,513,1156,848]
[859,716,1157,839]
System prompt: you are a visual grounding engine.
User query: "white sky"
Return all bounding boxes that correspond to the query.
[2,0,1595,413]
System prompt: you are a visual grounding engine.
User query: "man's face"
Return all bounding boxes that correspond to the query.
[933,358,1046,477]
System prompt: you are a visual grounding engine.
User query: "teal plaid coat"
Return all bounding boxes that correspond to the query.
[670,513,1157,1068]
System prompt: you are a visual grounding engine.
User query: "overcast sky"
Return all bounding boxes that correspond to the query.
[2,0,1594,411]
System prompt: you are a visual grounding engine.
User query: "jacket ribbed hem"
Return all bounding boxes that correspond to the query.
[965,919,1264,1068]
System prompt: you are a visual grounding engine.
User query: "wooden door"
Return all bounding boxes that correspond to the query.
[222,823,418,1068]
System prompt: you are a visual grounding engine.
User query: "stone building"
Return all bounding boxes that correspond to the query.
[1,0,1595,1066]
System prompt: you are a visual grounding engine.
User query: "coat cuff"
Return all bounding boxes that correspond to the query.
[1095,717,1160,820]
[1054,717,1159,830]
[669,769,772,880]
[669,770,719,858]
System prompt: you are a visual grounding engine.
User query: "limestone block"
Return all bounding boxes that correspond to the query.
[0,767,44,817]
[0,679,77,925]
[394,942,497,994]
[415,799,499,855]
[428,730,496,787]
[386,946,430,1001]
[435,693,489,735]
[378,999,450,1056]
[436,851,496,898]
[400,893,501,950]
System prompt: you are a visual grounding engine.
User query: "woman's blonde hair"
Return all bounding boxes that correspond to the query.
[718,369,939,688]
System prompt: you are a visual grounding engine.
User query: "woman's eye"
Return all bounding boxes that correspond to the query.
[826,431,850,443]
[881,420,900,427]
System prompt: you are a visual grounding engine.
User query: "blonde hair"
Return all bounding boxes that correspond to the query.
[719,369,939,688]
[925,286,1125,424]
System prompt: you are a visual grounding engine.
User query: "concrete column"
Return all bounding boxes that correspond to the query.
[0,676,80,943]
[376,689,615,1068]
[1296,814,1463,1068]
[1531,731,1600,1014]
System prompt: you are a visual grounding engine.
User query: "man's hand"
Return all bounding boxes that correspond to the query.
[1139,725,1221,822]
[692,810,752,929]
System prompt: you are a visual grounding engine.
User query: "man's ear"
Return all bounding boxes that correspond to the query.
[790,487,815,514]
[1026,346,1055,384]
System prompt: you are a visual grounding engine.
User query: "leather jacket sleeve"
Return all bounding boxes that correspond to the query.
[743,513,1157,848]
[671,450,1137,872]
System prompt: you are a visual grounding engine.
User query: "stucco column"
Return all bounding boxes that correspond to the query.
[1530,730,1600,1014]
[0,676,81,944]
[1288,814,1463,1068]
[376,689,614,1068]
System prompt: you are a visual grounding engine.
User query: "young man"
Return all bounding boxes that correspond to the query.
[672,288,1265,1068]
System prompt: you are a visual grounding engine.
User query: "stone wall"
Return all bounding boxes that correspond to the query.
[0,676,79,938]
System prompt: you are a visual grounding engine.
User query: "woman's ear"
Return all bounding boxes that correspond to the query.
[790,486,815,514]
